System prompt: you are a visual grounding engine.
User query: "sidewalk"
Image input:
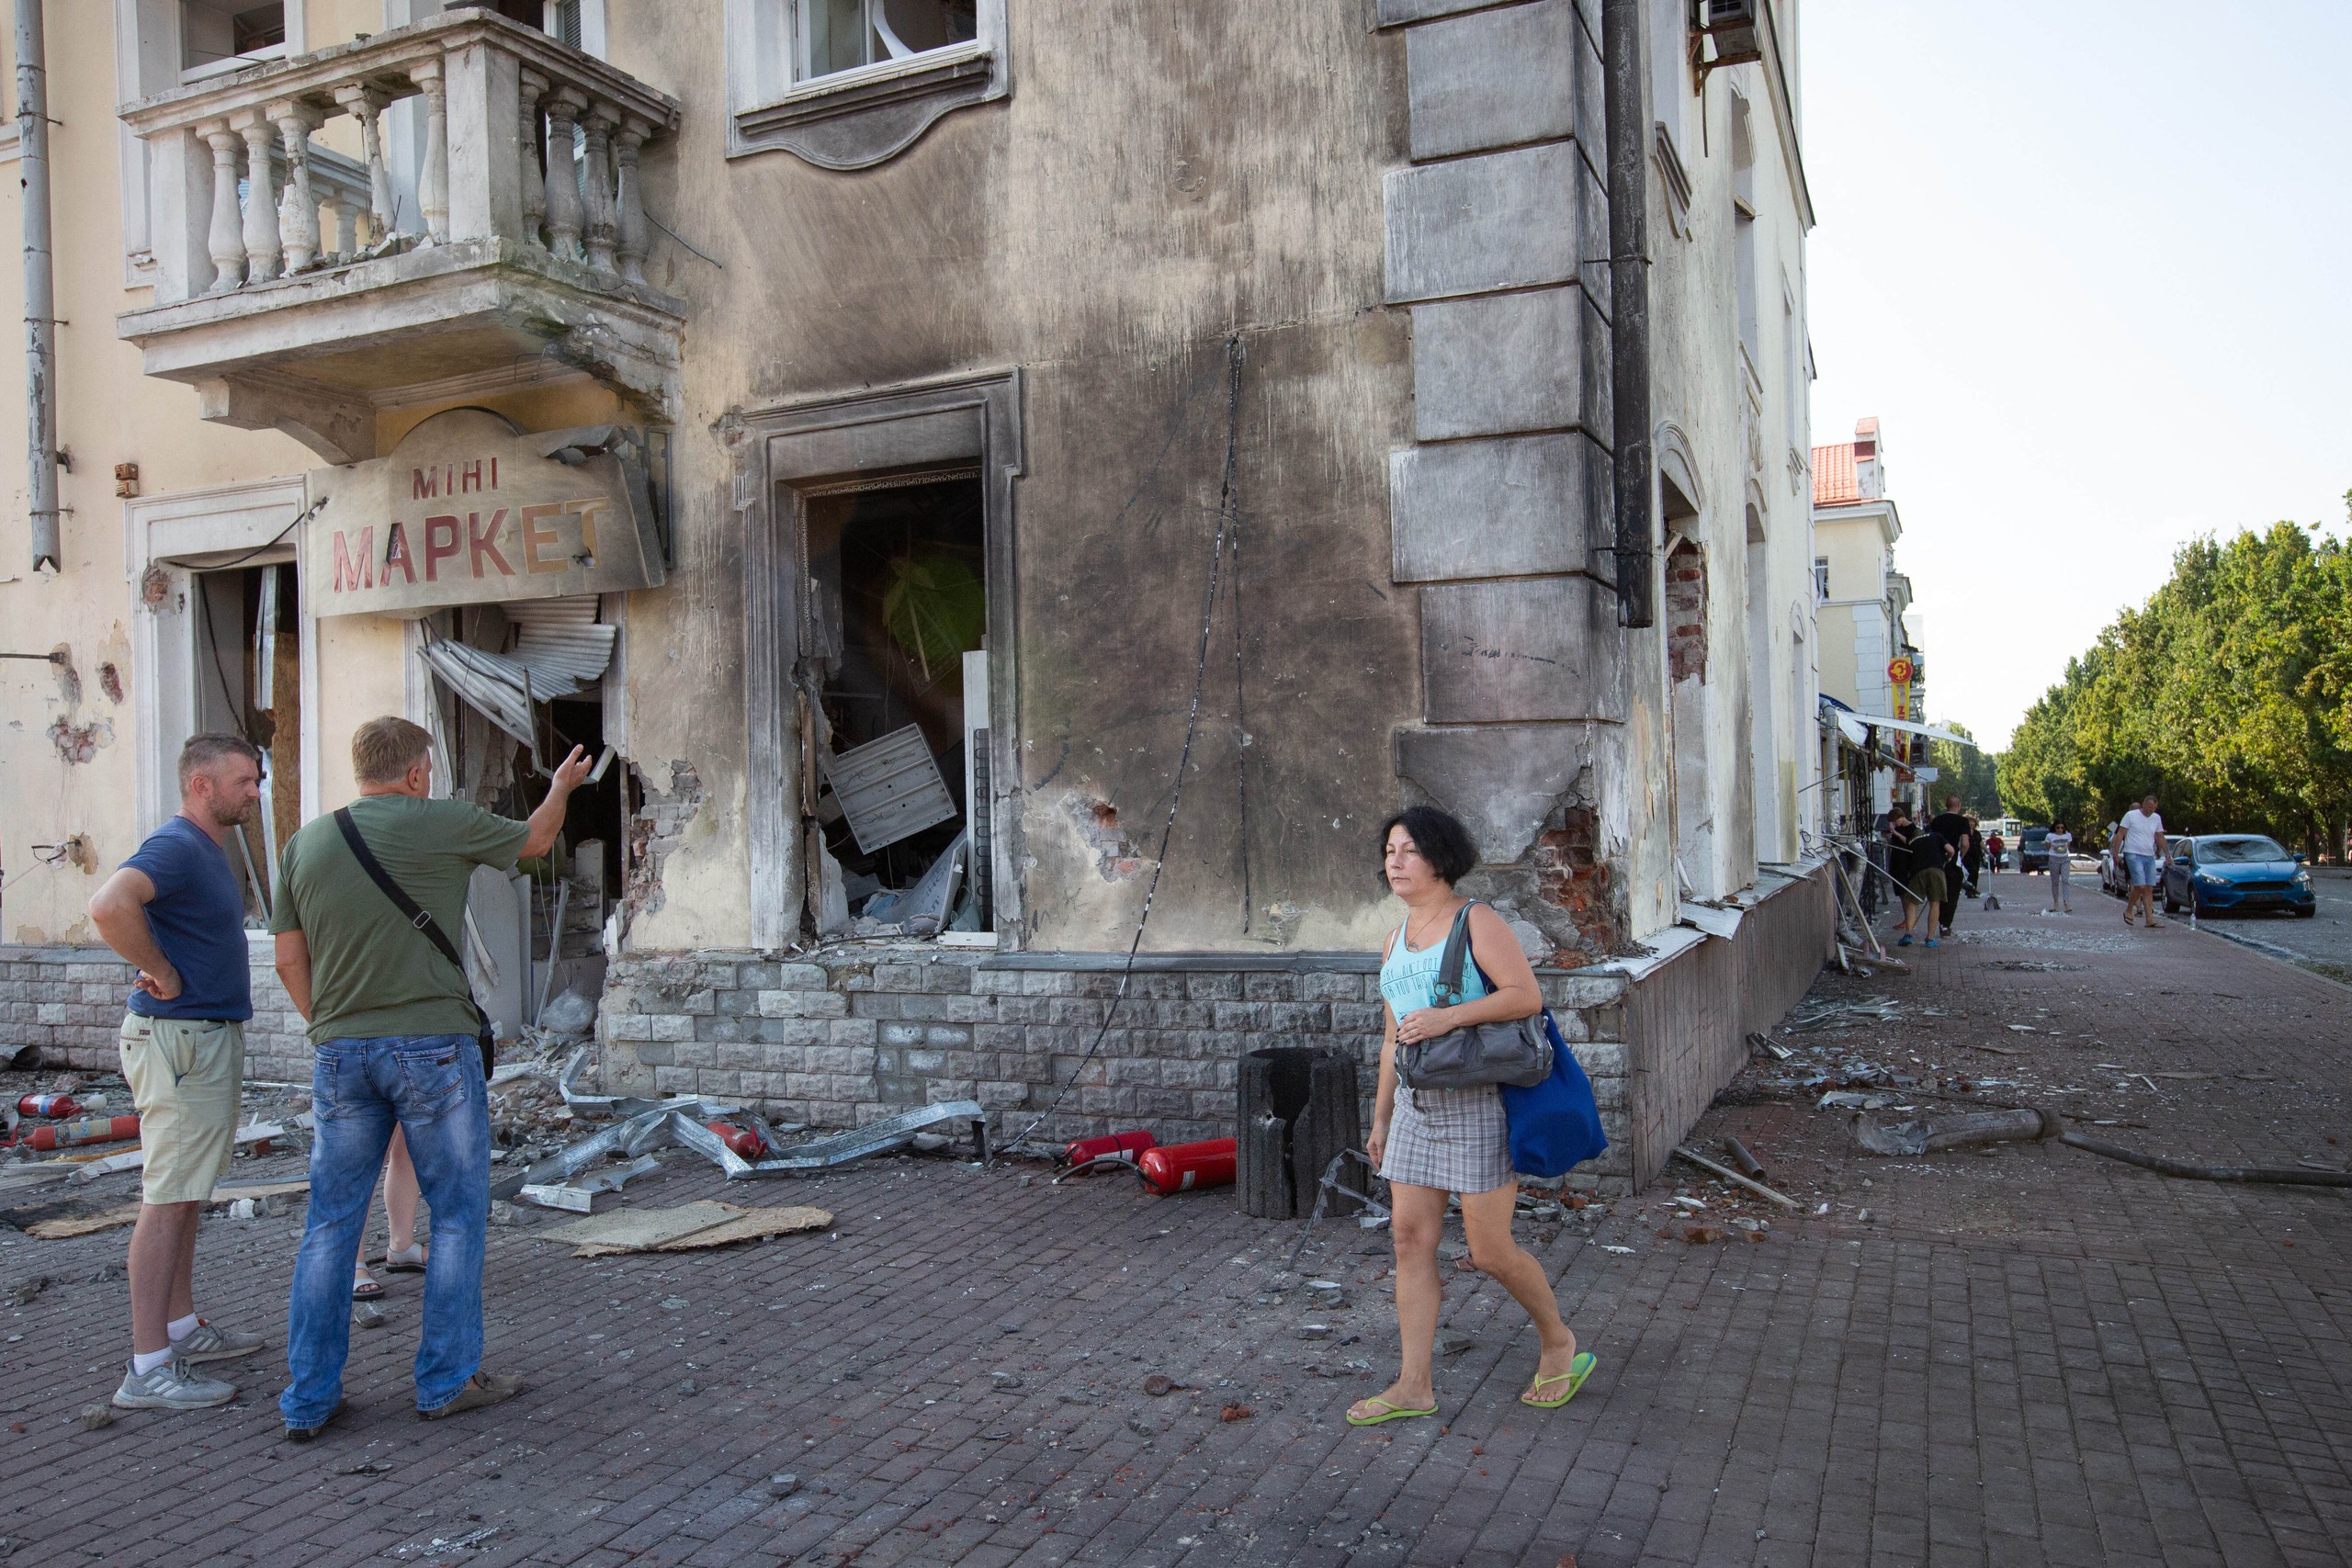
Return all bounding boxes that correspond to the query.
[2,872,2347,1567]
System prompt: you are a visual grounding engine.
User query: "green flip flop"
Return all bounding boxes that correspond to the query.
[1347,1396,1439,1427]
[1521,1351,1597,1409]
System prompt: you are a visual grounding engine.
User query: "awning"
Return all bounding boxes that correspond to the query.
[1817,695,1971,748]
[419,595,616,747]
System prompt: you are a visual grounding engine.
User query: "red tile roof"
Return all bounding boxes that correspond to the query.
[1813,442,1860,506]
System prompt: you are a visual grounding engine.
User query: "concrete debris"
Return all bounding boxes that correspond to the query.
[1142,1374,1172,1396]
[768,1473,799,1498]
[1219,1404,1254,1422]
[1855,1107,2060,1157]
[79,1404,111,1431]
[5,1277,49,1307]
[1295,1323,1332,1339]
[672,1100,987,1179]
[1434,1329,1474,1356]
[1817,1091,1903,1111]
[339,1460,396,1475]
[355,1303,387,1330]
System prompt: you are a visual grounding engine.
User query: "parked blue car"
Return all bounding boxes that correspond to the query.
[2160,835,2317,917]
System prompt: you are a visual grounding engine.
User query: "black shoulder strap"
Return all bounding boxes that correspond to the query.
[334,807,474,988]
[1432,901,1477,1003]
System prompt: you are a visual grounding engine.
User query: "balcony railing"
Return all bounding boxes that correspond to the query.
[117,10,684,453]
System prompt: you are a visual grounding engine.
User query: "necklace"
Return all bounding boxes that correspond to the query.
[1406,902,1457,950]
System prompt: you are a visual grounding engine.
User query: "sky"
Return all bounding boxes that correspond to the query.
[1798,1,2352,750]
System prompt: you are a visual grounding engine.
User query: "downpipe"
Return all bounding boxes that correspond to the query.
[16,0,57,573]
[1600,0,1653,627]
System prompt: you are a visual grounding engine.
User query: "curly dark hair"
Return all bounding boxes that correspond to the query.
[1375,806,1479,887]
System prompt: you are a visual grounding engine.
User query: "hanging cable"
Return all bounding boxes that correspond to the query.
[1003,333,1249,1155]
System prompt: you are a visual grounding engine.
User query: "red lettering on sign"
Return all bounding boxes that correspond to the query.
[332,527,376,592]
[468,510,514,577]
[423,514,461,581]
[459,459,483,493]
[383,521,417,584]
[411,468,438,500]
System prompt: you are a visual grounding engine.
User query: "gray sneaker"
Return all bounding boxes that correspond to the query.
[113,1357,236,1411]
[174,1319,267,1364]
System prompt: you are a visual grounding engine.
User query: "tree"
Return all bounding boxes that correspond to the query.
[1927,722,1999,816]
[1996,518,2352,856]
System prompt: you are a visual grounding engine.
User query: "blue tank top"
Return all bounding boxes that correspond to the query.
[1378,906,1487,1020]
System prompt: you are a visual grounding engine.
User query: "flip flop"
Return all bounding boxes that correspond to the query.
[1346,1396,1439,1427]
[352,1267,385,1303]
[1521,1351,1597,1409]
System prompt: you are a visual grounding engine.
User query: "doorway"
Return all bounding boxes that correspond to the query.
[189,561,302,924]
[801,472,990,931]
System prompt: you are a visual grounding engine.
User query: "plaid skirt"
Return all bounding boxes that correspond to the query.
[1381,1082,1513,1193]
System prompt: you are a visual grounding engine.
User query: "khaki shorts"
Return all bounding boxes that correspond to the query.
[119,1014,245,1205]
[1908,868,1948,907]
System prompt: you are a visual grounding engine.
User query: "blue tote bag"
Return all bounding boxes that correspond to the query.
[1476,961,1608,1178]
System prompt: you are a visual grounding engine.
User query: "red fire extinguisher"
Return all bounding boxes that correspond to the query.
[1065,1130,1155,1168]
[1137,1137,1237,1196]
[13,1113,141,1152]
[707,1122,768,1160]
[16,1094,80,1118]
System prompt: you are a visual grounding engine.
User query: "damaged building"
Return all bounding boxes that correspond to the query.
[0,0,1831,1190]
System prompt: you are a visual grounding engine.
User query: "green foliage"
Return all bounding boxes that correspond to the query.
[1996,519,2352,853]
[881,553,986,680]
[1927,721,2000,815]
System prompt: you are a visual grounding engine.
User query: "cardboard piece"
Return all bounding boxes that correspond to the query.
[537,1200,832,1258]
[25,1203,144,1239]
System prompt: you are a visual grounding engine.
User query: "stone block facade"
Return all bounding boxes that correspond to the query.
[598,948,1637,1193]
[1,943,311,1084]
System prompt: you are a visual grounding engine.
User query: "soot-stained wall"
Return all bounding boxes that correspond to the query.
[608,1,1422,954]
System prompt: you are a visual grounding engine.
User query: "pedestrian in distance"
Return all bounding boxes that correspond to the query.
[1349,806,1591,1427]
[2116,795,2168,929]
[2043,819,2075,914]
[1928,795,1975,938]
[1898,813,1957,948]
[1882,806,1921,937]
[85,734,276,1411]
[270,717,592,1440]
[1986,829,2007,874]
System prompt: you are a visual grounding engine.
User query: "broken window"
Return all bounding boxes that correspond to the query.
[795,0,978,82]
[188,562,302,925]
[417,597,622,1040]
[181,1,288,76]
[800,473,990,938]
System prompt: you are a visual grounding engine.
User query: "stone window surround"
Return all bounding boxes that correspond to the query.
[722,0,1010,168]
[733,370,1026,950]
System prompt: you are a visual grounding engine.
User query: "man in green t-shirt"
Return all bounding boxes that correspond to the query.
[270,716,589,1440]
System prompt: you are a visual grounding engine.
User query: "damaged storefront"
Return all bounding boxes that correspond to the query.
[304,409,669,1046]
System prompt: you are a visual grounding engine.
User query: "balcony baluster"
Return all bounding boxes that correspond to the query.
[200,120,245,291]
[614,116,650,286]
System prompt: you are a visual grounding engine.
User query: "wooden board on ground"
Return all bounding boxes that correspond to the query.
[24,1203,143,1239]
[536,1200,831,1258]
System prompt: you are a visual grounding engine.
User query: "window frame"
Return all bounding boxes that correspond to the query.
[725,0,1010,169]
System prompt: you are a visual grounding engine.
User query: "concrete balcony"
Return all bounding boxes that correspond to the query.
[118,10,683,462]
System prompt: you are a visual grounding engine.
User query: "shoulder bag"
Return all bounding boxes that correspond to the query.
[1394,902,1554,1090]
[333,808,498,1078]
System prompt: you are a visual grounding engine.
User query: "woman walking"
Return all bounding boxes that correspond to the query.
[1348,806,1592,1427]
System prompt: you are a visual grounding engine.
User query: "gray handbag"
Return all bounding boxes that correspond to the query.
[1396,903,1555,1090]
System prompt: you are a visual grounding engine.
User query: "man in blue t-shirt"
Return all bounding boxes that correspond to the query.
[86,733,272,1413]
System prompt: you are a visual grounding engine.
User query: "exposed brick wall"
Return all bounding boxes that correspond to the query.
[1528,804,1620,958]
[1666,537,1707,683]
[599,950,1638,1192]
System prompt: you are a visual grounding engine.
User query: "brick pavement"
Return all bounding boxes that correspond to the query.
[3,868,2348,1566]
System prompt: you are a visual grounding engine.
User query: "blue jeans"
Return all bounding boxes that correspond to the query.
[2126,852,2161,887]
[281,1033,490,1425]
